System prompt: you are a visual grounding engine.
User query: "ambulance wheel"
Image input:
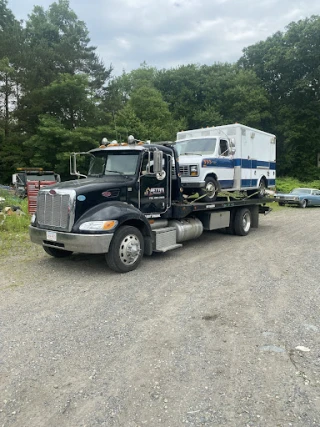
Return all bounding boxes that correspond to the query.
[201,177,218,202]
[43,246,73,257]
[106,226,144,273]
[234,208,251,236]
[248,179,266,198]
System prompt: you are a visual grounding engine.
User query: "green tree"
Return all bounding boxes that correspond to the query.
[15,0,111,140]
[155,63,270,130]
[117,86,184,141]
[21,0,110,92]
[0,0,22,137]
[21,74,116,177]
[239,16,320,179]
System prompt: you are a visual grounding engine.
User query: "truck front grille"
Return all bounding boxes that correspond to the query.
[172,164,190,177]
[179,165,190,176]
[37,190,75,231]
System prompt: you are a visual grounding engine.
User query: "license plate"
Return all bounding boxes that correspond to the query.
[46,231,57,242]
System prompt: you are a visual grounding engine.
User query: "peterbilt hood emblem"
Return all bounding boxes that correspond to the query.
[102,191,112,197]
[49,189,56,195]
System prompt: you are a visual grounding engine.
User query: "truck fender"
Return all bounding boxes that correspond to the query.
[73,201,153,255]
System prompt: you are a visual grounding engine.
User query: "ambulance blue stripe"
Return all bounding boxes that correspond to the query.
[202,158,276,170]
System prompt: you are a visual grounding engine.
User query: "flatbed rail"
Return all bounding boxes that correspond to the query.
[172,197,273,218]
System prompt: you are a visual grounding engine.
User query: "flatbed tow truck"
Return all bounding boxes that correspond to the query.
[29,136,272,273]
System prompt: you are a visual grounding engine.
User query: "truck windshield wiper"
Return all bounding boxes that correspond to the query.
[183,152,203,155]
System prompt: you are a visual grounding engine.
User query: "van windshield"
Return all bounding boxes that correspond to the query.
[176,138,217,155]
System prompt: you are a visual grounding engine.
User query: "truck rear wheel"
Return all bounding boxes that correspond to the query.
[234,208,251,236]
[43,246,73,258]
[106,226,144,273]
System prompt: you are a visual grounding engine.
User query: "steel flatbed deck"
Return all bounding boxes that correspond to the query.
[171,197,273,218]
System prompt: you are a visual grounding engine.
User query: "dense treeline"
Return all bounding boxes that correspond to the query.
[0,0,319,183]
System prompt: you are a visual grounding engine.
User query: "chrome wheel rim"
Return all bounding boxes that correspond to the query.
[259,181,266,196]
[206,182,216,198]
[119,234,141,265]
[242,212,251,232]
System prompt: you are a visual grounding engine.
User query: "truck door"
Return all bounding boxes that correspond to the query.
[218,139,234,189]
[139,152,171,214]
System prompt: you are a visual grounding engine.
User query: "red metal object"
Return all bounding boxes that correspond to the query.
[27,181,56,214]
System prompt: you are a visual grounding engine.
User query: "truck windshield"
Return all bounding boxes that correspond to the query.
[88,152,140,177]
[176,138,217,155]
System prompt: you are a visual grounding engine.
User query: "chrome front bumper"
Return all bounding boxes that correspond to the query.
[29,225,114,254]
[181,181,206,188]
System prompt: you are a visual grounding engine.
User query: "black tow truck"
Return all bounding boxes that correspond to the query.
[29,136,271,273]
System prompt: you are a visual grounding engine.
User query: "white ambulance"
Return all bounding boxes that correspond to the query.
[175,123,276,201]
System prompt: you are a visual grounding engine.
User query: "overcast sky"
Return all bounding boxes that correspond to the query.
[7,0,320,76]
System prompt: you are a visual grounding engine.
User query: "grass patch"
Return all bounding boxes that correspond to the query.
[0,190,31,256]
[276,177,320,193]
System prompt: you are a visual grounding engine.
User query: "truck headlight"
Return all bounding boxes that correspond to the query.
[79,220,118,231]
[190,165,199,176]
[31,213,36,224]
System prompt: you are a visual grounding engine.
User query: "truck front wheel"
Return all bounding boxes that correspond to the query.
[43,246,73,258]
[106,226,144,273]
[234,208,251,236]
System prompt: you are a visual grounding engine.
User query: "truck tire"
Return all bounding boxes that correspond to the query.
[106,226,144,273]
[43,246,73,258]
[234,208,251,236]
[200,177,218,202]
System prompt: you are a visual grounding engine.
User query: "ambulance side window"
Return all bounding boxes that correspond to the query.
[219,139,229,156]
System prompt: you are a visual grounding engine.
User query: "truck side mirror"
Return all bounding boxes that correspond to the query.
[153,150,163,174]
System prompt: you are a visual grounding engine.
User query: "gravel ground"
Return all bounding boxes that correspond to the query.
[0,207,320,427]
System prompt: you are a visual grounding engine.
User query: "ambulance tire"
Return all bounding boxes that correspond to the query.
[248,178,266,199]
[43,246,73,257]
[201,177,218,202]
[234,208,251,236]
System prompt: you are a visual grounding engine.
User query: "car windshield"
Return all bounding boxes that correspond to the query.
[291,188,311,195]
[88,152,140,177]
[176,138,217,155]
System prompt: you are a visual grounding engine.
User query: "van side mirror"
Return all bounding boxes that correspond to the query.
[153,150,163,174]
